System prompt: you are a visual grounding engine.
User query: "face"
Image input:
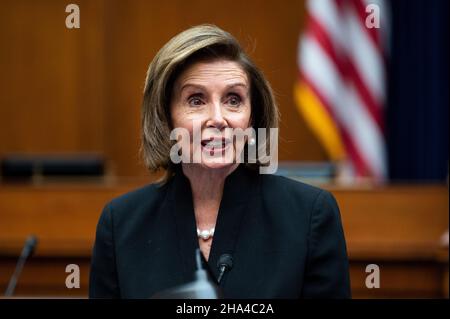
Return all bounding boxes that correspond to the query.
[170,59,252,170]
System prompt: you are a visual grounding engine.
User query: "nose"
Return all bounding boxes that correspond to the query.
[205,101,228,130]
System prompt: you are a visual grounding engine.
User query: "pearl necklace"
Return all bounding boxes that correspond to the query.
[197,227,215,240]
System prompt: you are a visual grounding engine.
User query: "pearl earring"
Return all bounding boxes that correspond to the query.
[248,137,256,146]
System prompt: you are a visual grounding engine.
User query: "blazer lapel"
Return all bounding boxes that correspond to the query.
[167,165,261,286]
[168,168,199,283]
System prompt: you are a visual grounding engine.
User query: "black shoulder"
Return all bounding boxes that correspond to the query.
[260,173,325,202]
[258,173,338,226]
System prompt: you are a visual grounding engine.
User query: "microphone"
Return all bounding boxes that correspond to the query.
[151,249,223,299]
[216,254,233,284]
[4,235,38,297]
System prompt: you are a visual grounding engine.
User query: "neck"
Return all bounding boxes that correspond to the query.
[182,163,239,228]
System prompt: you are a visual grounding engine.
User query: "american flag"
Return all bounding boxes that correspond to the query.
[295,0,389,182]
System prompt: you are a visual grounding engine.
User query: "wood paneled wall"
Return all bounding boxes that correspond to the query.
[0,0,106,155]
[0,0,327,177]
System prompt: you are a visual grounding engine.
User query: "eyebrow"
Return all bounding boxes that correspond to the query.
[180,82,249,93]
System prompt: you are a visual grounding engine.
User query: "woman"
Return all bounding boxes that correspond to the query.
[89,24,351,298]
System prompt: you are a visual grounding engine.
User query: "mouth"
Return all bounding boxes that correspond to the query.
[201,137,232,153]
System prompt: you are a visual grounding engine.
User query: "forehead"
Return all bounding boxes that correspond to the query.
[175,59,249,89]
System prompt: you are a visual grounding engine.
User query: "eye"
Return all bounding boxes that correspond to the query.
[187,95,204,107]
[227,94,242,107]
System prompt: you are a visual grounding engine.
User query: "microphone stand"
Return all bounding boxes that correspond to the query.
[4,235,38,297]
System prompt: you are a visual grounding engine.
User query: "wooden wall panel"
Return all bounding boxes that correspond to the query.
[0,0,106,156]
[1,0,326,177]
[332,185,449,256]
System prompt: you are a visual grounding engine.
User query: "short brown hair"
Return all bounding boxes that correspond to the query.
[141,24,279,180]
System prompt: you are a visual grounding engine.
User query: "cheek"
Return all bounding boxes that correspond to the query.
[171,108,192,130]
[229,108,252,129]
[174,119,193,132]
[170,110,194,149]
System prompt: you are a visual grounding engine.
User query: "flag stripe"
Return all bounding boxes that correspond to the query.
[306,14,384,131]
[300,74,372,176]
[350,0,382,49]
[294,81,345,161]
[300,36,383,176]
[342,3,385,105]
[296,0,388,181]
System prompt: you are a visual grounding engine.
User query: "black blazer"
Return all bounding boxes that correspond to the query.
[89,165,351,298]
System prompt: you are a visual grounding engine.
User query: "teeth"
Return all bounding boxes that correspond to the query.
[202,139,228,148]
[205,142,224,147]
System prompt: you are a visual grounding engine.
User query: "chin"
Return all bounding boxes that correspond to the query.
[200,160,235,170]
